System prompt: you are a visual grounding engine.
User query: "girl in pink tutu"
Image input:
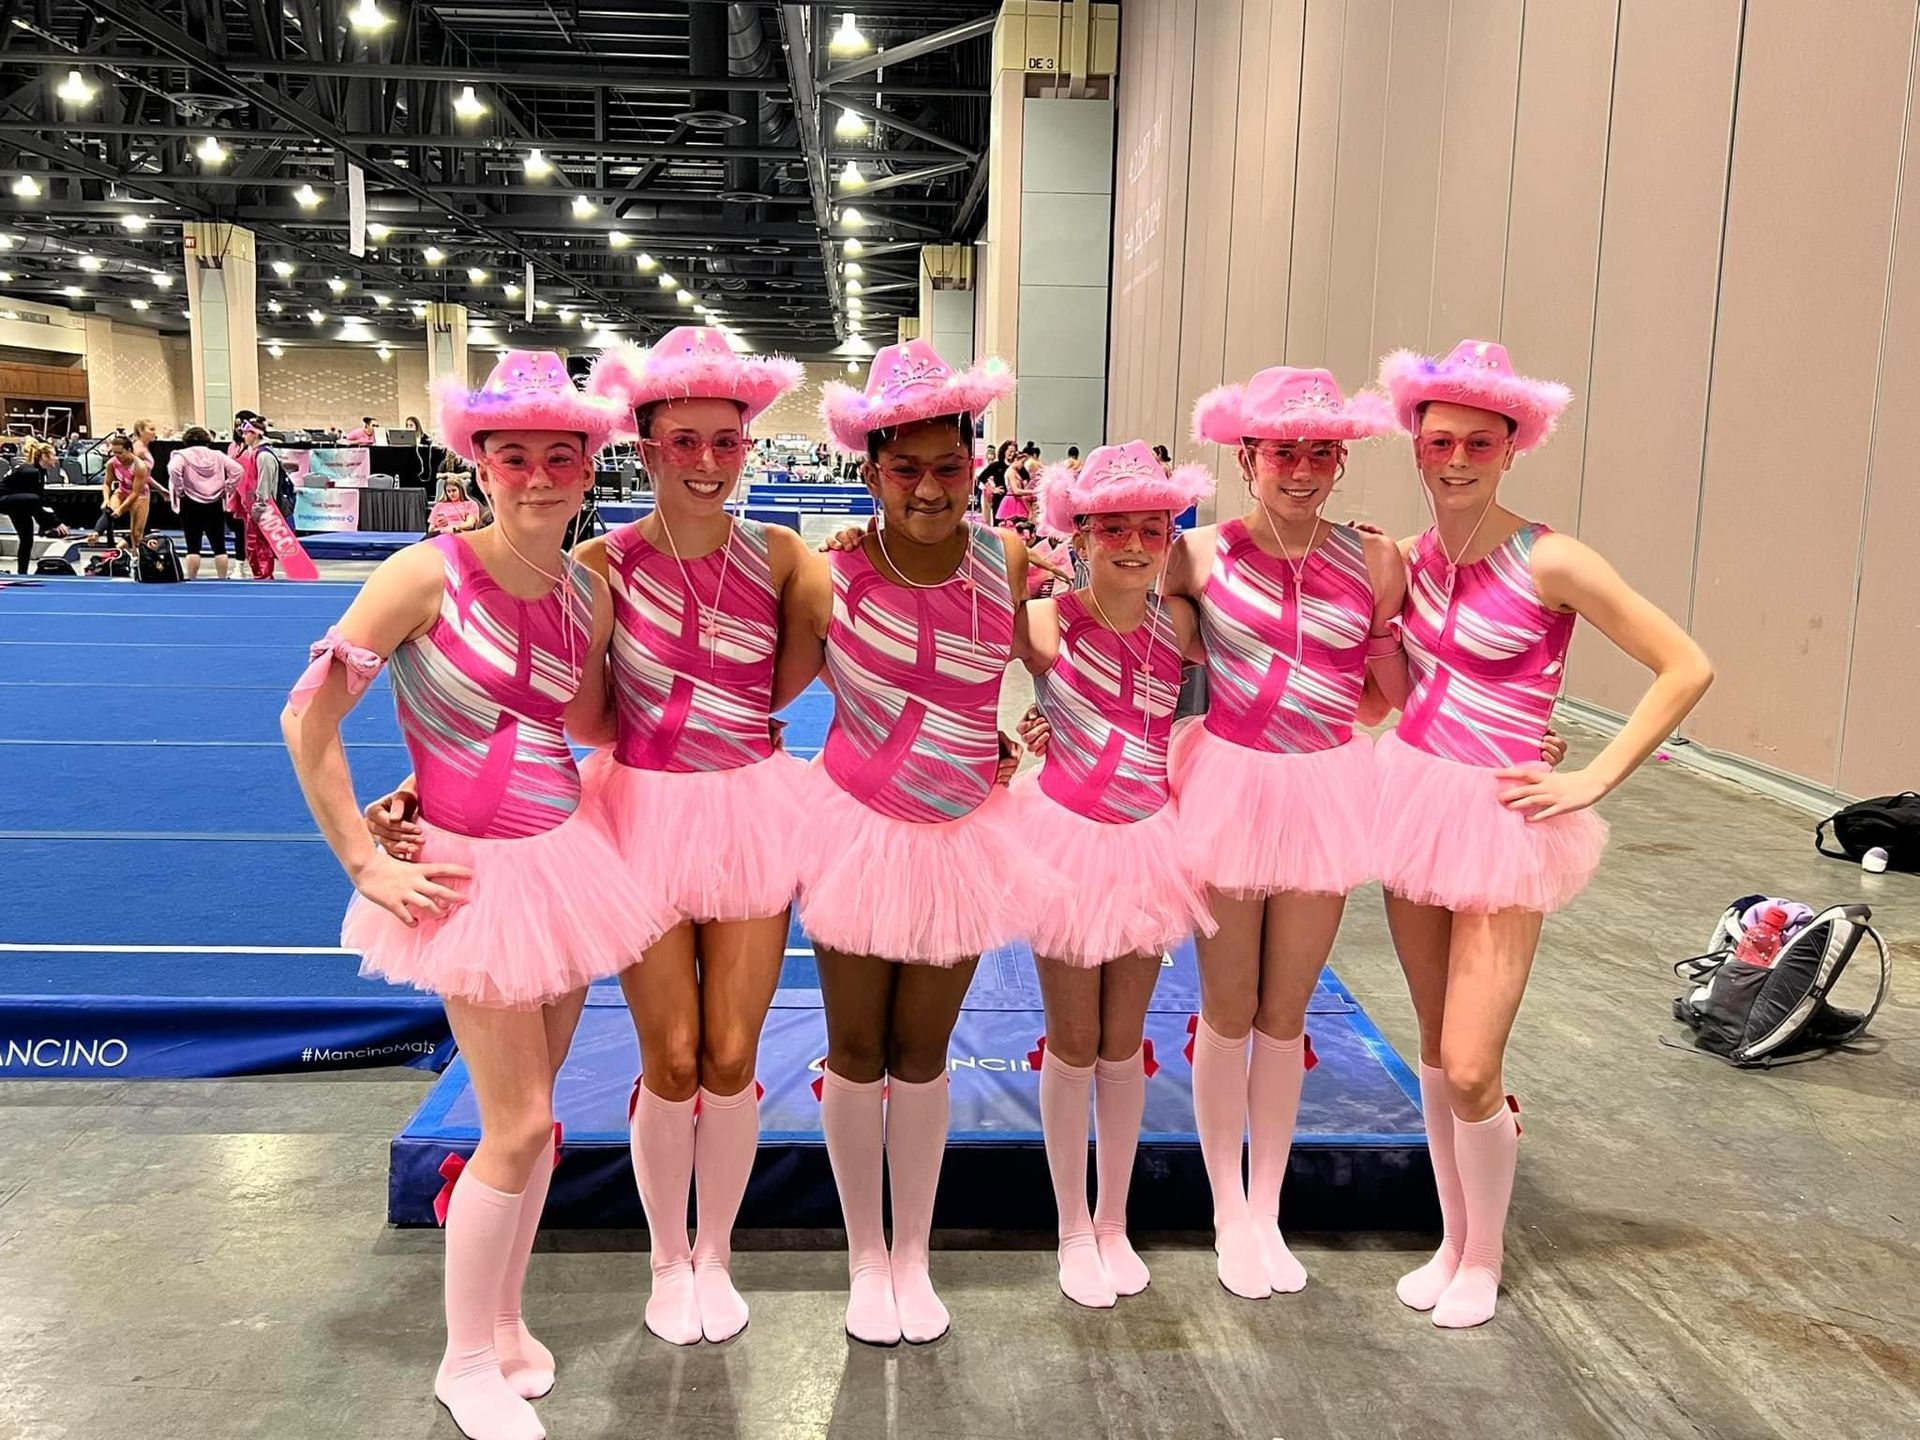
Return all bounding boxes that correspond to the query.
[283,351,671,1440]
[1373,340,1713,1328]
[1010,440,1217,1309]
[782,340,1041,1346]
[565,327,810,1347]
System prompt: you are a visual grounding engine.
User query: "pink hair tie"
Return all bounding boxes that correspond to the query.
[288,626,385,715]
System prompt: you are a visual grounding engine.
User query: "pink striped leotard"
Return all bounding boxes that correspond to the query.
[1034,591,1183,825]
[388,533,593,839]
[821,527,1014,822]
[1397,523,1572,768]
[605,518,778,772]
[1195,518,1374,751]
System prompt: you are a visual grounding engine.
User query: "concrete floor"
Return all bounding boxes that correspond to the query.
[3,725,1917,1439]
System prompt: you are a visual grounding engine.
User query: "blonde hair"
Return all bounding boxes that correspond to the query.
[26,441,56,467]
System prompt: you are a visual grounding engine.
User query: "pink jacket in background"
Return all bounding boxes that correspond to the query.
[169,445,245,506]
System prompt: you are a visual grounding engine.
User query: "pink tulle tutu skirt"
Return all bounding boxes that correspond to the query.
[1168,721,1377,898]
[582,748,808,924]
[1008,773,1217,966]
[797,767,1059,966]
[1372,730,1608,914]
[343,809,672,1009]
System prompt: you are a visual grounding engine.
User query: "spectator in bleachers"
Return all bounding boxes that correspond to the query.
[427,473,482,536]
[1,441,69,574]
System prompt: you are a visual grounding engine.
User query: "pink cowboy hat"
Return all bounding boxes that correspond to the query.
[433,349,621,463]
[1038,439,1214,539]
[1378,339,1572,453]
[1192,366,1397,445]
[821,338,1014,454]
[589,325,803,439]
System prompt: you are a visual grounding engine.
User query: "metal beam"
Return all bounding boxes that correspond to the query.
[0,52,797,94]
[828,97,977,158]
[777,4,845,337]
[842,161,970,197]
[822,15,998,88]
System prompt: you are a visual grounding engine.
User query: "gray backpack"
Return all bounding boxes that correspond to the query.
[1670,899,1890,1067]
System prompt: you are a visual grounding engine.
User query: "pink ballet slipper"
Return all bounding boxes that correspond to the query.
[1191,1019,1270,1300]
[886,1074,954,1341]
[436,1176,547,1440]
[822,1068,900,1345]
[1247,1030,1309,1294]
[631,1086,702,1345]
[691,1083,760,1343]
[1432,1104,1519,1329]
[1092,1047,1151,1296]
[1397,1063,1466,1311]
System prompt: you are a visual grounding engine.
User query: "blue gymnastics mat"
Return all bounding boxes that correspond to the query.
[391,947,1433,1231]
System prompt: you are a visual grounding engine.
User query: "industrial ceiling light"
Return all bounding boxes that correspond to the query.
[676,289,693,305]
[452,85,486,121]
[843,262,864,277]
[411,301,427,317]
[377,343,392,361]
[838,160,866,189]
[195,135,228,166]
[12,174,43,199]
[636,252,657,271]
[607,231,630,248]
[121,213,151,232]
[57,69,97,105]
[372,292,392,307]
[152,271,175,288]
[328,276,348,293]
[846,358,858,372]
[267,342,284,358]
[843,236,864,255]
[293,183,322,209]
[845,279,863,294]
[533,299,550,312]
[61,285,83,298]
[659,273,677,288]
[308,309,325,324]
[422,245,445,265]
[267,299,282,312]
[830,12,869,55]
[348,0,391,34]
[503,283,522,299]
[571,194,596,219]
[365,221,391,241]
[272,260,294,277]
[839,207,866,227]
[834,107,867,140]
[78,255,104,271]
[523,148,553,180]
[131,298,150,311]
[466,267,488,283]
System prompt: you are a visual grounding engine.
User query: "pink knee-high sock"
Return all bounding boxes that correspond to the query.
[1397,1063,1467,1311]
[1432,1104,1519,1329]
[690,1083,759,1343]
[1247,1030,1308,1293]
[494,1143,557,1399]
[821,1068,898,1345]
[1092,1047,1151,1296]
[1040,1053,1113,1309]
[885,1073,954,1342]
[436,1175,546,1440]
[630,1086,701,1345]
[1191,1018,1269,1299]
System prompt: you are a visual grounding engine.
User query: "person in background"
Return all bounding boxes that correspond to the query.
[1064,445,1083,474]
[344,417,378,446]
[229,411,264,460]
[130,419,159,464]
[1,440,69,574]
[1153,444,1174,475]
[996,442,1039,525]
[977,438,1015,520]
[405,415,427,438]
[167,425,245,580]
[90,433,151,550]
[233,421,290,580]
[427,473,482,536]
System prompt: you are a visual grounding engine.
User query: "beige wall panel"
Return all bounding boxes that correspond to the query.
[1340,0,1451,537]
[1836,24,1920,796]
[1497,0,1620,536]
[1286,0,1347,363]
[1148,0,1202,455]
[1322,1,1392,388]
[1105,0,1150,441]
[1567,0,1741,718]
[1170,0,1245,465]
[1427,0,1522,345]
[983,73,1027,440]
[1687,0,1915,784]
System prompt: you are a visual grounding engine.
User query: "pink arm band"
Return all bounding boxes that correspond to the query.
[288,626,385,715]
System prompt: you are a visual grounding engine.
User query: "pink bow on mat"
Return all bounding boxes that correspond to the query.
[432,1151,468,1227]
[287,626,385,715]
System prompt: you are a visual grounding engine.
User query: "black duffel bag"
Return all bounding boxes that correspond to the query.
[1816,792,1920,871]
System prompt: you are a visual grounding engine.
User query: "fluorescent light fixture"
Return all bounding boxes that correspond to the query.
[572,194,596,219]
[57,69,96,105]
[372,292,392,307]
[195,136,228,165]
[659,273,676,288]
[503,283,522,299]
[365,222,391,241]
[524,148,553,179]
[839,207,866,227]
[834,107,866,139]
[838,160,865,189]
[843,262,863,277]
[636,252,657,271]
[830,12,869,55]
[452,85,486,120]
[607,231,630,248]
[293,183,322,209]
[348,0,391,33]
[152,271,175,289]
[12,174,43,199]
[845,279,862,295]
[328,276,348,293]
[676,289,693,305]
[843,236,863,255]
[272,259,294,278]
[467,267,488,283]
[131,298,151,311]
[422,246,445,265]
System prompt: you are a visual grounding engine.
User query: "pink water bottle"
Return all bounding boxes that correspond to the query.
[1733,904,1790,968]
